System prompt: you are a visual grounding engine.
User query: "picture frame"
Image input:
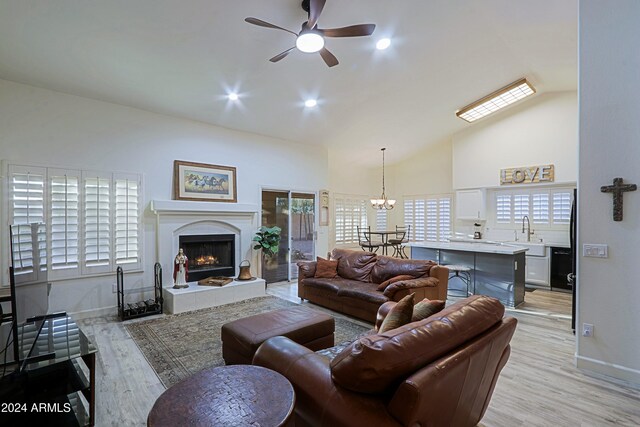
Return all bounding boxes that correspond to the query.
[173,160,237,202]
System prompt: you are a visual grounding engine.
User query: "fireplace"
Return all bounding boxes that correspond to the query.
[179,234,235,281]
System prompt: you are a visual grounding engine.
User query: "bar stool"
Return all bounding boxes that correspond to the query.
[444,264,472,297]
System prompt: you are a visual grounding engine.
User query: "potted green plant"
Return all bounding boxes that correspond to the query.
[253,226,282,260]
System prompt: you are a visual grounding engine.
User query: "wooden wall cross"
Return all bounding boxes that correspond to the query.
[600,177,637,221]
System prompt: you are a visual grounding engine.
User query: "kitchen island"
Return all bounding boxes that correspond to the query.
[409,241,527,307]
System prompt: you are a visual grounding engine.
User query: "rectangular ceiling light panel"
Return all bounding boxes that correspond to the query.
[456,78,536,123]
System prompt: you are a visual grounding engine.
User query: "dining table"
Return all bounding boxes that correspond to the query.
[362,230,406,256]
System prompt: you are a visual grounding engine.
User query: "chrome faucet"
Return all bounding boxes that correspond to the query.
[522,215,533,242]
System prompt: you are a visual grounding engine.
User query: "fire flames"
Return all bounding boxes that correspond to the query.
[194,255,219,266]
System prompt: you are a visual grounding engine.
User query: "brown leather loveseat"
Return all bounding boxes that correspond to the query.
[298,248,448,323]
[254,295,517,427]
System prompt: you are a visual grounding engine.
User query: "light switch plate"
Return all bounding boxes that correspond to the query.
[583,244,608,258]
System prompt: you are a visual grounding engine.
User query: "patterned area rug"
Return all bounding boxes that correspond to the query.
[126,296,370,388]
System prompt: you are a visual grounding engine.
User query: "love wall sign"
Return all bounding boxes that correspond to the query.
[500,164,554,185]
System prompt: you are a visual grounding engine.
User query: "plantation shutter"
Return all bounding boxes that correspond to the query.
[334,197,367,245]
[532,193,550,224]
[9,166,46,280]
[115,175,141,268]
[513,194,530,222]
[49,170,79,273]
[438,197,452,241]
[552,191,572,224]
[496,194,512,223]
[335,197,345,244]
[413,200,426,241]
[426,199,438,241]
[376,209,387,231]
[83,173,112,272]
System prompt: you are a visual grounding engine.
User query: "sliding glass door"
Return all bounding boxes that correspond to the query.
[261,190,316,284]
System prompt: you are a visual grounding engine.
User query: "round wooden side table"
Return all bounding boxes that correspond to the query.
[147,365,295,427]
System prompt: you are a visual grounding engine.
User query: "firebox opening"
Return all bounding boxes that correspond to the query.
[178,234,235,281]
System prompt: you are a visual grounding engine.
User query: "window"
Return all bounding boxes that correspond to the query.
[405,195,451,242]
[492,187,574,227]
[375,209,387,231]
[334,196,368,245]
[8,164,143,280]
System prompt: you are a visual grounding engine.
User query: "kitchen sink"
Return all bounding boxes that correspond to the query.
[501,241,546,256]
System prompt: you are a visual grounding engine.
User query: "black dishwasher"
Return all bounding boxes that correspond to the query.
[550,246,572,291]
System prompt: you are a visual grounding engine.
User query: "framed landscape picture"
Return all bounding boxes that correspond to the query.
[173,160,237,202]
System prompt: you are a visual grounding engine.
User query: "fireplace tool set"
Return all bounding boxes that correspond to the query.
[117,262,164,321]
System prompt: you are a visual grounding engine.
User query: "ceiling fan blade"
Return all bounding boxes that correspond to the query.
[307,0,326,29]
[269,47,296,63]
[319,24,376,38]
[319,47,339,67]
[245,17,298,37]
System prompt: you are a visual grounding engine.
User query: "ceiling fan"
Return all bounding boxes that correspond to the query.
[245,0,376,68]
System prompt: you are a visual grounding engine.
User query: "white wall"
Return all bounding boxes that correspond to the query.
[0,79,328,315]
[577,0,640,385]
[453,92,578,190]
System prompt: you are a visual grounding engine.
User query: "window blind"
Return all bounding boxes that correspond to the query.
[496,194,511,223]
[438,198,452,242]
[84,176,111,268]
[513,194,530,222]
[426,199,438,241]
[115,178,140,265]
[553,192,572,224]
[375,209,387,231]
[532,193,549,224]
[50,173,79,270]
[334,197,367,244]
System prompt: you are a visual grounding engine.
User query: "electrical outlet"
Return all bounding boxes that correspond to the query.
[582,323,594,337]
[112,283,117,293]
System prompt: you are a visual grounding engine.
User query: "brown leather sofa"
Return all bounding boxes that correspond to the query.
[298,248,448,323]
[254,295,517,427]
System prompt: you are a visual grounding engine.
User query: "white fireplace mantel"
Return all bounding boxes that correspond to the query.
[150,200,260,287]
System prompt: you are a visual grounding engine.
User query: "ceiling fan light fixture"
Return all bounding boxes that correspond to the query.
[296,31,325,53]
[376,38,391,50]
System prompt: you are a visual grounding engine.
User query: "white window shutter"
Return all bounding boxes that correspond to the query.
[49,170,80,274]
[335,198,345,244]
[83,173,112,273]
[532,193,550,224]
[513,194,530,222]
[496,194,512,223]
[426,199,438,241]
[334,197,368,245]
[413,199,426,241]
[438,197,452,241]
[9,166,47,281]
[115,176,141,268]
[376,209,387,231]
[552,192,572,224]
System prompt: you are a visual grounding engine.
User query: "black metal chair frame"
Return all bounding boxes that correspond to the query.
[388,225,411,258]
[357,225,382,253]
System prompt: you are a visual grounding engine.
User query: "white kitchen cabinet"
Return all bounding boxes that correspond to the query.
[525,248,550,287]
[455,189,486,220]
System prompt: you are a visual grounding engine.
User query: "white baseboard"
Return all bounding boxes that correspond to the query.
[576,354,640,389]
[68,305,117,320]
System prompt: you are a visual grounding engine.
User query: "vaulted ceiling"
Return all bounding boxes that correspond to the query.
[0,0,577,165]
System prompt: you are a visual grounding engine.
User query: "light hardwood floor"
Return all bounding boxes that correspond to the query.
[78,283,639,427]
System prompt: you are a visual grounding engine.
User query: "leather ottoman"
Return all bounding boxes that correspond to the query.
[221,306,335,365]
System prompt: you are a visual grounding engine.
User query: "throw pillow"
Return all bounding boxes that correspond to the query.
[412,298,446,322]
[376,274,415,291]
[314,256,338,278]
[378,293,414,333]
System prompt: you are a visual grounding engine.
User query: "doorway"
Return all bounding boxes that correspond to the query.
[261,190,316,284]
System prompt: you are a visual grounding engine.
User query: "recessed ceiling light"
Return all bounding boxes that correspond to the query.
[376,38,391,50]
[228,92,239,101]
[456,78,536,123]
[304,99,318,108]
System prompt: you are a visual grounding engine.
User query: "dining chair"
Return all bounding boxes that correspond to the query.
[357,226,382,253]
[388,225,411,258]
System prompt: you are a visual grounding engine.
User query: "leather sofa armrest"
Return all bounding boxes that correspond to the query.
[429,265,449,301]
[375,301,397,331]
[253,336,401,427]
[298,261,317,279]
[382,277,439,299]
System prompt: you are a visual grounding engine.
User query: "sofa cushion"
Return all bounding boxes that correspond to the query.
[330,295,506,394]
[411,298,446,321]
[303,277,363,294]
[376,274,415,291]
[331,248,378,282]
[314,257,338,278]
[382,276,439,299]
[378,294,414,333]
[371,256,436,284]
[335,281,389,304]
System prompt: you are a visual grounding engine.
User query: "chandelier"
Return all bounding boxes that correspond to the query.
[371,148,396,210]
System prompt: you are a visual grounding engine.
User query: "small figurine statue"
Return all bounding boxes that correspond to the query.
[173,248,189,289]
